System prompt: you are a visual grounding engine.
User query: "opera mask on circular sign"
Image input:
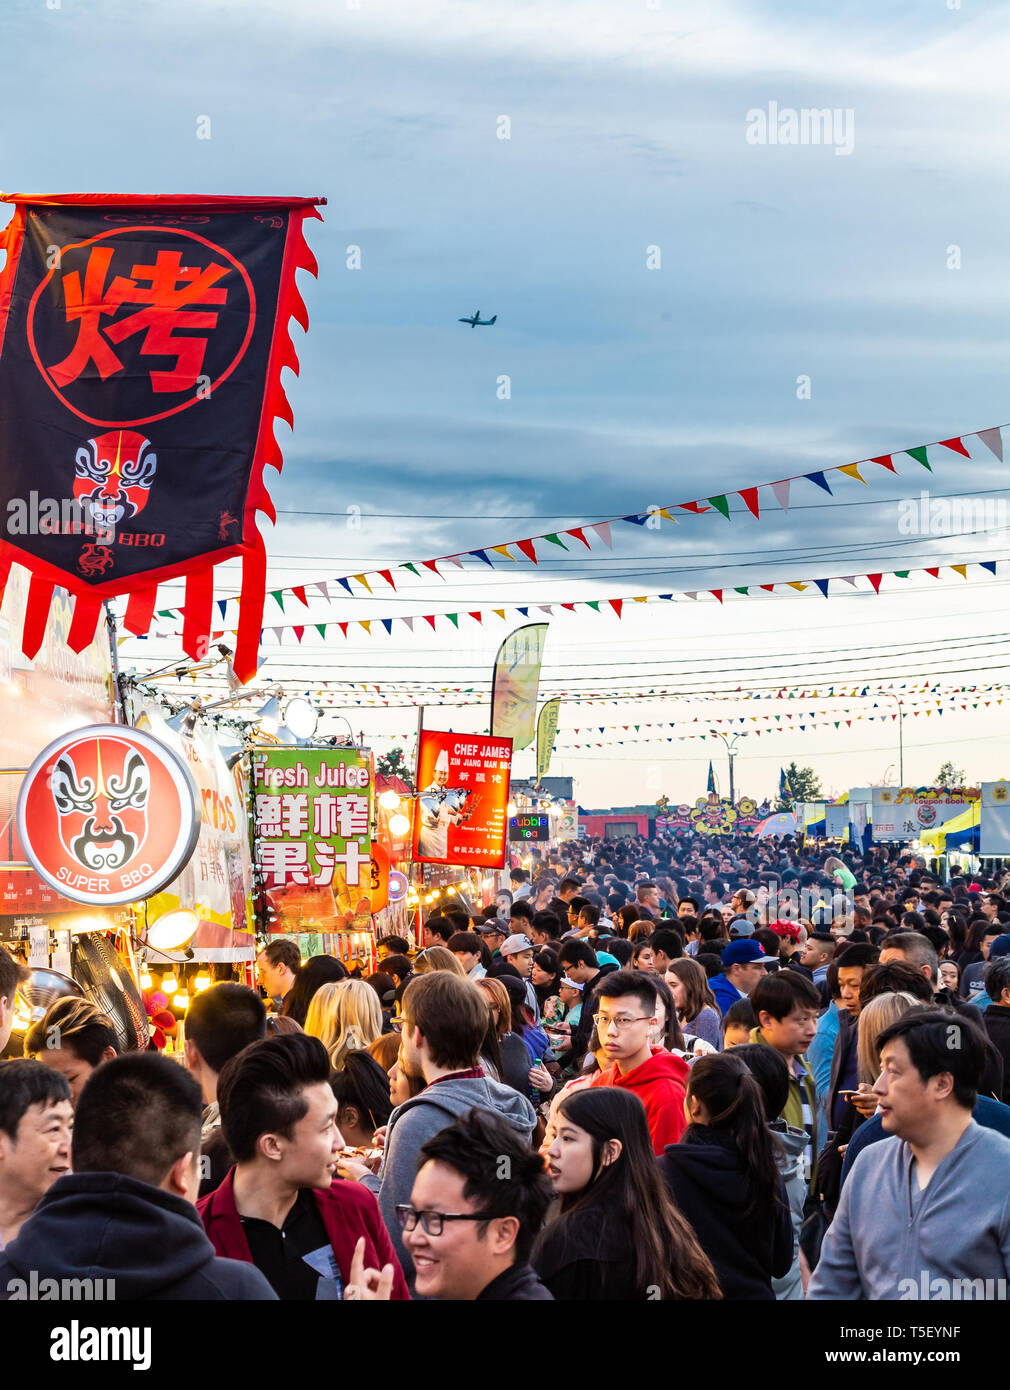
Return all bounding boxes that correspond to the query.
[17,725,201,905]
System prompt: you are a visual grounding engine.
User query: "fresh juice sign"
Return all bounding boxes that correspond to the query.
[252,748,373,929]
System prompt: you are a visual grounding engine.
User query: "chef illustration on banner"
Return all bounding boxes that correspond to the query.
[417,749,472,859]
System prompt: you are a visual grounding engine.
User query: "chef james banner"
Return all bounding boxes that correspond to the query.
[490,622,547,752]
[412,730,513,867]
[0,192,324,681]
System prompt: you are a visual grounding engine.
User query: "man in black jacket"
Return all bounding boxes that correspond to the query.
[556,940,619,1069]
[402,1108,553,1300]
[0,1052,275,1300]
[982,956,1010,1104]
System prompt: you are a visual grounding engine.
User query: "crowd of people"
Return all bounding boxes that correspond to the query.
[1,829,1010,1301]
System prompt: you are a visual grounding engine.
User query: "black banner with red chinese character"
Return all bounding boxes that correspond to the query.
[0,193,324,680]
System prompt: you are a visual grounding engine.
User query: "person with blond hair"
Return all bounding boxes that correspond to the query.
[305,979,382,1070]
[24,997,119,1107]
[411,946,466,977]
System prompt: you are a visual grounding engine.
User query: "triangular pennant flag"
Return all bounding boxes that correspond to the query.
[315,581,330,600]
[443,555,466,569]
[683,591,697,600]
[562,602,576,611]
[609,599,623,617]
[423,614,437,630]
[770,479,791,512]
[950,564,968,579]
[491,544,516,562]
[710,590,723,603]
[906,445,932,471]
[977,427,1003,461]
[353,573,372,593]
[292,626,305,643]
[622,514,648,526]
[271,590,285,612]
[870,454,897,472]
[804,471,833,494]
[401,562,420,577]
[493,608,506,619]
[217,599,228,619]
[585,600,600,611]
[337,622,349,638]
[733,586,749,595]
[271,626,284,642]
[980,561,997,576]
[813,579,830,598]
[539,605,552,615]
[359,620,371,634]
[515,538,538,564]
[592,522,613,548]
[517,607,529,616]
[837,463,867,485]
[378,569,396,589]
[468,611,483,624]
[939,437,970,458]
[566,527,592,549]
[544,533,568,549]
[422,560,442,577]
[738,487,760,518]
[470,549,494,567]
[401,616,414,631]
[866,574,883,593]
[292,586,308,607]
[380,618,393,635]
[707,495,731,519]
[787,582,807,592]
[315,624,327,638]
[678,501,712,514]
[337,577,353,595]
[924,568,940,578]
[894,571,910,579]
[841,576,859,586]
[759,584,775,593]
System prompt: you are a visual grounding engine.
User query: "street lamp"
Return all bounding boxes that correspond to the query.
[712,731,742,803]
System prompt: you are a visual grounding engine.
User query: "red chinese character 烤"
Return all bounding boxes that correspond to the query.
[49,246,230,393]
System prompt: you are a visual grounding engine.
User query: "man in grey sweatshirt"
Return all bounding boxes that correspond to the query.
[338,972,536,1290]
[809,1008,1010,1299]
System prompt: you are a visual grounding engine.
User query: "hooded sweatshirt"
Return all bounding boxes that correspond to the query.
[361,1074,536,1286]
[808,1121,1010,1299]
[590,1047,690,1154]
[658,1127,793,1300]
[0,1172,276,1300]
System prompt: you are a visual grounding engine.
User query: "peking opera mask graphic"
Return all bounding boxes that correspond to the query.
[17,726,201,905]
[74,430,157,534]
[51,737,151,872]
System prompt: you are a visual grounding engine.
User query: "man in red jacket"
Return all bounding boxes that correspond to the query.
[590,971,689,1154]
[198,1033,408,1300]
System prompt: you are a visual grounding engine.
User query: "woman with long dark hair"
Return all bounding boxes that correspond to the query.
[666,958,722,1050]
[534,1086,721,1301]
[658,1051,792,1299]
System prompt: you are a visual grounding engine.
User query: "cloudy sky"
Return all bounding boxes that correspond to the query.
[3,0,1009,805]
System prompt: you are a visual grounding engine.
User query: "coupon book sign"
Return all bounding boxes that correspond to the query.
[252,748,373,931]
[412,731,513,867]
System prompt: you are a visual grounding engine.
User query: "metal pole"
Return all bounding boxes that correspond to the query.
[897,701,904,785]
[104,602,129,725]
[729,750,735,805]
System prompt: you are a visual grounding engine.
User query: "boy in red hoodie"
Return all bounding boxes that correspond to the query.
[590,971,689,1154]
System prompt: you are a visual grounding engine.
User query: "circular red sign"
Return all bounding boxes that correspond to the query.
[17,725,201,906]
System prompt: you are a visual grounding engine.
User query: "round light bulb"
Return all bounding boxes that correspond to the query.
[282,697,318,740]
[389,812,411,836]
[161,974,178,994]
[379,789,402,811]
[173,992,189,1009]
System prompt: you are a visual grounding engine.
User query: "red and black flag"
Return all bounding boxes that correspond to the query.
[0,193,324,681]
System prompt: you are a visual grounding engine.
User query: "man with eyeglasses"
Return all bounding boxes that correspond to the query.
[399,1108,553,1300]
[589,970,690,1155]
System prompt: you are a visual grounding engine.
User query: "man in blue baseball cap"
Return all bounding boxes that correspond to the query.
[709,939,768,1016]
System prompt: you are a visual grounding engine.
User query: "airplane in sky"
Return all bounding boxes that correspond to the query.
[458,308,497,327]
